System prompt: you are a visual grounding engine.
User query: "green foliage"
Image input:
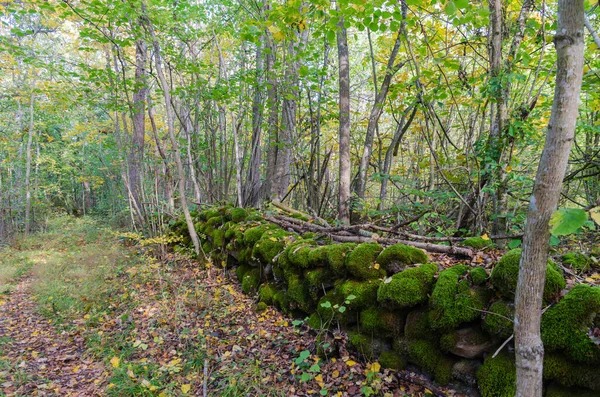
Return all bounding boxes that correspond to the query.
[376,244,428,273]
[477,351,516,397]
[550,208,588,236]
[490,249,565,301]
[377,263,437,308]
[429,265,492,330]
[462,237,494,249]
[541,284,600,363]
[482,300,514,339]
[345,243,385,280]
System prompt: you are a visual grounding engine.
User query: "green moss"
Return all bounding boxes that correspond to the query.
[491,249,566,301]
[201,241,213,254]
[256,302,268,312]
[286,275,313,313]
[252,229,289,264]
[326,243,356,276]
[561,253,591,273]
[378,351,406,371]
[229,207,249,223]
[212,229,225,248]
[307,312,323,329]
[243,224,269,247]
[404,309,437,342]
[544,353,600,391]
[258,283,277,305]
[272,290,290,313]
[482,300,514,339]
[348,332,380,361]
[407,339,453,384]
[541,284,600,363]
[308,246,329,267]
[379,312,405,336]
[336,279,381,310]
[302,231,317,239]
[345,243,385,280]
[246,214,263,222]
[462,237,494,249]
[429,265,492,330]
[546,383,600,397]
[470,267,489,285]
[359,307,384,333]
[286,240,317,269]
[315,289,347,326]
[376,244,428,273]
[477,351,516,397]
[377,263,438,308]
[241,268,261,295]
[305,268,333,299]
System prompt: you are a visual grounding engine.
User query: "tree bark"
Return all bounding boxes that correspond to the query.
[337,13,351,224]
[129,36,147,218]
[514,0,585,395]
[24,91,34,234]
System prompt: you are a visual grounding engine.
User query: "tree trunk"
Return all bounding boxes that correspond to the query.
[24,92,34,234]
[129,36,147,218]
[337,14,351,223]
[514,0,584,395]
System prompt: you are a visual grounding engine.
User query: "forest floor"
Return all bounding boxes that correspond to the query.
[0,217,463,397]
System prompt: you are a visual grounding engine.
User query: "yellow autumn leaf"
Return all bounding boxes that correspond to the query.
[269,237,277,241]
[481,233,490,240]
[371,362,381,372]
[181,384,191,394]
[591,274,600,280]
[315,374,323,384]
[506,165,512,172]
[110,356,120,368]
[345,360,357,366]
[332,369,340,378]
[373,263,380,270]
[590,206,600,225]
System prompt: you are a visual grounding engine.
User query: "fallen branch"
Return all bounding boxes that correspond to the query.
[330,234,473,257]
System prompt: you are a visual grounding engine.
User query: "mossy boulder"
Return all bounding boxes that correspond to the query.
[235,264,251,282]
[541,284,600,363]
[376,244,429,274]
[258,283,277,305]
[336,279,381,310]
[326,243,356,276]
[470,267,489,285]
[308,245,329,267]
[359,307,384,333]
[439,326,494,359]
[482,300,514,340]
[379,350,406,370]
[307,312,323,329]
[272,290,290,313]
[316,289,350,327]
[241,268,261,295]
[404,309,438,342]
[462,237,494,249]
[377,263,438,309]
[229,207,249,223]
[407,339,454,385]
[256,302,268,312]
[348,332,385,361]
[345,243,385,280]
[477,351,516,397]
[490,249,565,301]
[305,268,333,299]
[243,224,270,246]
[545,383,600,397]
[252,229,289,264]
[429,265,492,330]
[561,252,592,273]
[544,353,600,391]
[286,240,317,269]
[286,275,313,313]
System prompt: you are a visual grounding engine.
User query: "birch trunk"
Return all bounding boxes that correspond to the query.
[514,0,584,394]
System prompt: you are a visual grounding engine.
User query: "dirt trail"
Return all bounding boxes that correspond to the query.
[0,276,105,397]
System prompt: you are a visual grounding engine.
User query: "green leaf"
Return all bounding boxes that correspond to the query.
[549,208,588,236]
[508,239,522,249]
[549,235,561,246]
[444,1,456,16]
[320,301,331,308]
[455,0,469,9]
[309,363,320,372]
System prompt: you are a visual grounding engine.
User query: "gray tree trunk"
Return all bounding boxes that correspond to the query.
[514,0,585,394]
[337,15,351,223]
[129,37,147,218]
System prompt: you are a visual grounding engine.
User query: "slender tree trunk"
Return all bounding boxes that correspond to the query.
[514,0,584,394]
[129,37,147,218]
[337,14,351,223]
[24,92,34,234]
[263,33,279,201]
[144,8,201,256]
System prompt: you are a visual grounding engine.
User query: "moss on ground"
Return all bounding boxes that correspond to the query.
[377,263,437,308]
[378,350,406,371]
[376,244,428,274]
[429,265,492,330]
[462,237,494,249]
[477,351,516,397]
[561,252,591,273]
[252,229,289,264]
[407,339,453,385]
[470,267,488,285]
[345,243,385,280]
[541,284,600,363]
[229,207,249,223]
[490,249,565,301]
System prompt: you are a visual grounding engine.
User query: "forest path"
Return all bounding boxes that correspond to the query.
[0,274,105,396]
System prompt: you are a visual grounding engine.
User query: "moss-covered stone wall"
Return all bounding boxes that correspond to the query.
[169,206,600,397]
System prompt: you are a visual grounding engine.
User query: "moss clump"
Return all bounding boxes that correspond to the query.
[359,307,384,333]
[429,265,492,330]
[345,243,385,280]
[307,313,323,329]
[243,224,270,247]
[252,229,289,264]
[235,264,251,282]
[482,300,514,339]
[541,284,600,363]
[544,353,600,391]
[258,283,277,305]
[212,229,225,248]
[477,351,516,397]
[376,244,428,274]
[404,309,438,342]
[256,302,268,312]
[336,279,381,310]
[201,241,213,254]
[561,252,591,273]
[490,249,566,301]
[462,237,494,249]
[326,243,356,276]
[286,240,317,269]
[238,247,253,265]
[308,245,329,267]
[229,207,249,223]
[545,383,600,397]
[348,332,383,361]
[286,275,313,313]
[241,268,261,295]
[407,339,453,384]
[379,351,406,371]
[272,290,290,313]
[305,268,333,299]
[224,223,245,242]
[377,263,438,308]
[470,267,488,285]
[315,289,348,327]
